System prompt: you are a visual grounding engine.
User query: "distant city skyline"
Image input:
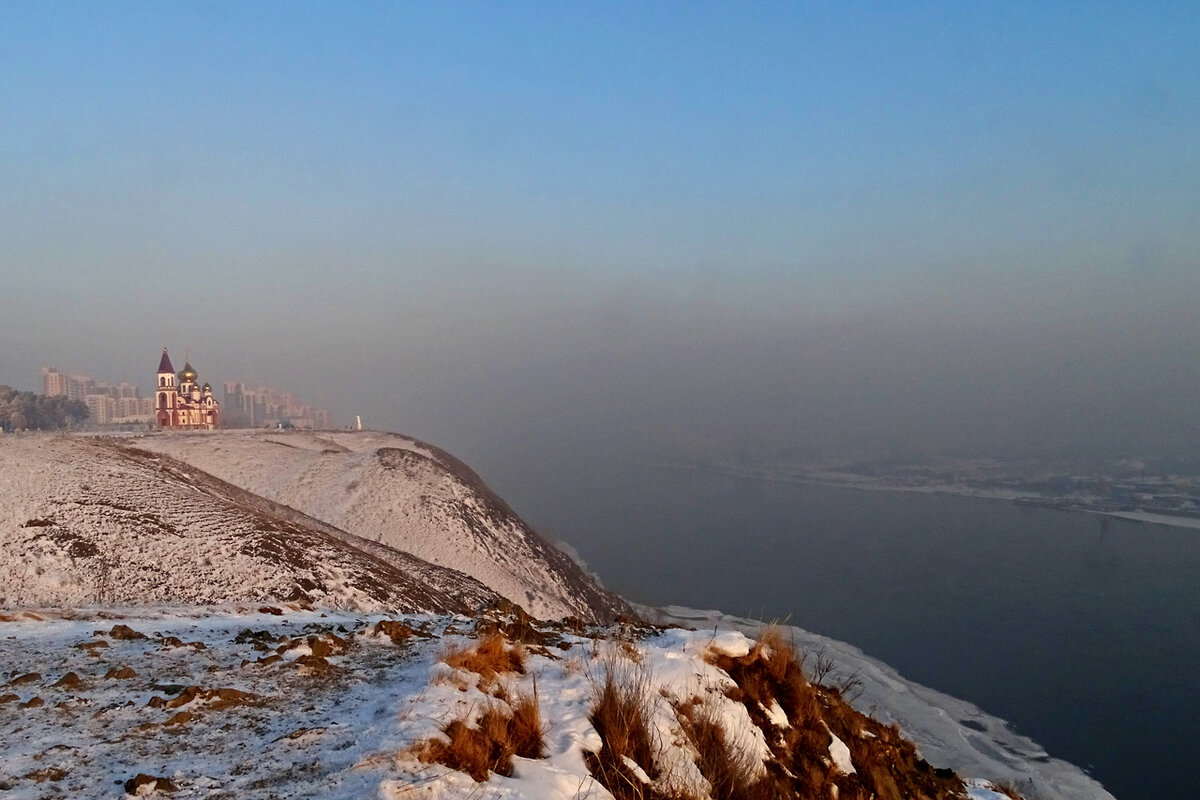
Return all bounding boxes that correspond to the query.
[39,353,334,430]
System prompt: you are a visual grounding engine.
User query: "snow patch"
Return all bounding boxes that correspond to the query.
[827,727,855,774]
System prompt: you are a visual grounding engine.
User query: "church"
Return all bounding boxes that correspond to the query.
[154,349,220,430]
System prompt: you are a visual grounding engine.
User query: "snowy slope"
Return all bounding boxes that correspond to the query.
[0,436,500,612]
[132,430,627,621]
[642,606,1117,800]
[0,606,1056,800]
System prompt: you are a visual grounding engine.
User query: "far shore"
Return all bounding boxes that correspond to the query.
[666,462,1200,532]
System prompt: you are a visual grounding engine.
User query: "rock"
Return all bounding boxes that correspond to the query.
[306,633,349,658]
[164,710,195,726]
[0,693,20,704]
[123,773,178,794]
[109,624,147,641]
[74,639,109,651]
[163,686,201,709]
[294,654,334,675]
[155,685,258,711]
[24,766,68,783]
[241,653,281,668]
[104,666,137,680]
[207,688,258,710]
[8,672,40,686]
[159,635,208,651]
[234,628,276,651]
[373,620,414,645]
[53,672,83,689]
[20,696,44,708]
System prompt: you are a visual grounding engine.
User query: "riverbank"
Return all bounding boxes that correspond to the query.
[641,605,1116,800]
[692,463,1200,531]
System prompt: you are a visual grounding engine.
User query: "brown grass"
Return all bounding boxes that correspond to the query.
[701,628,969,800]
[585,656,662,800]
[990,781,1025,800]
[419,707,516,781]
[442,633,526,680]
[475,603,557,646]
[674,699,775,800]
[416,688,546,781]
[509,684,546,759]
[617,638,643,663]
[708,627,819,734]
[422,617,975,799]
[372,619,415,645]
[751,627,800,683]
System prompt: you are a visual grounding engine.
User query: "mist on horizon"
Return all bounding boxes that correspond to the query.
[2,3,1197,490]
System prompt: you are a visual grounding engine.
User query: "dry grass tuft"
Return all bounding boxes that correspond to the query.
[585,656,662,800]
[751,627,801,684]
[709,627,816,732]
[373,619,415,645]
[985,781,1025,800]
[702,627,970,800]
[509,685,546,759]
[836,719,966,800]
[590,658,656,771]
[442,633,526,681]
[675,699,775,800]
[418,707,516,781]
[475,603,561,647]
[618,638,643,663]
[416,685,546,782]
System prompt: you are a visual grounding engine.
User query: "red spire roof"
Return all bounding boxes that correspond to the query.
[157,348,175,374]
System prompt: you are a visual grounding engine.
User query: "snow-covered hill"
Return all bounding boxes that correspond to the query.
[0,605,1041,800]
[0,433,626,620]
[132,429,625,621]
[0,435,506,612]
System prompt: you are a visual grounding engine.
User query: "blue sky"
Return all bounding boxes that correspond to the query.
[2,2,1198,464]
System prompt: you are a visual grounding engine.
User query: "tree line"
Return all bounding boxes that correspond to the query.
[0,386,89,432]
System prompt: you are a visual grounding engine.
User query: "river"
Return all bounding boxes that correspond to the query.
[514,461,1199,800]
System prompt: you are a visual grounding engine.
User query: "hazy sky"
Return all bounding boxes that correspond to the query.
[3,3,1198,480]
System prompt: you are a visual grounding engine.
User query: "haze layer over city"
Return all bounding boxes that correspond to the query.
[3,3,1197,485]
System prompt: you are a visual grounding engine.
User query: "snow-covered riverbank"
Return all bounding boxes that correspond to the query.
[642,606,1115,800]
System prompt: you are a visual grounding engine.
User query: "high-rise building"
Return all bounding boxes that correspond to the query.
[116,396,142,417]
[42,365,153,427]
[42,367,70,397]
[83,394,116,425]
[67,374,91,401]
